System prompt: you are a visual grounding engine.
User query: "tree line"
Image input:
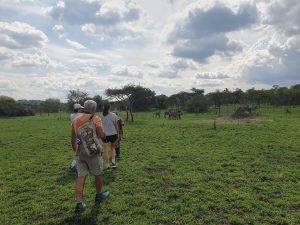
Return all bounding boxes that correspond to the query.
[1,84,299,118]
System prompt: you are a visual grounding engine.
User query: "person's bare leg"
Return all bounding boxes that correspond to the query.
[95,174,103,193]
[75,176,86,202]
[103,143,110,168]
[111,143,117,168]
[111,143,116,161]
[95,173,109,203]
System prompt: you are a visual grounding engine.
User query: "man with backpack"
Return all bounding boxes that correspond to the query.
[71,100,109,212]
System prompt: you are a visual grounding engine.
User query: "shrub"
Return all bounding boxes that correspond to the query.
[0,96,35,117]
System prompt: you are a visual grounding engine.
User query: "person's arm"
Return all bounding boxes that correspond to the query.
[114,121,119,139]
[94,116,106,140]
[71,124,77,153]
[113,115,120,138]
[118,119,123,135]
[96,126,106,140]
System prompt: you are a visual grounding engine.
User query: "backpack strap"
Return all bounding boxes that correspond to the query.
[89,114,94,121]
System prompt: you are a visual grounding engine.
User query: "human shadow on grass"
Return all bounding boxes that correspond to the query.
[56,172,116,187]
[56,203,102,225]
[103,172,116,184]
[55,170,77,185]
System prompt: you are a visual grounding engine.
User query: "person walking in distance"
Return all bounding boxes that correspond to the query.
[113,111,124,160]
[100,103,119,172]
[70,103,84,122]
[71,100,109,212]
[70,103,84,172]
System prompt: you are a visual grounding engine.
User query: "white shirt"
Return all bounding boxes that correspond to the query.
[70,113,83,123]
[100,112,118,136]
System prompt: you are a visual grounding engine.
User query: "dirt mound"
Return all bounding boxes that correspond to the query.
[231,106,254,119]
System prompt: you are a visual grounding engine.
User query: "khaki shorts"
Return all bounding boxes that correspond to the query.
[76,155,102,177]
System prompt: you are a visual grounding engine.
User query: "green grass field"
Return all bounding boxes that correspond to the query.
[0,107,299,225]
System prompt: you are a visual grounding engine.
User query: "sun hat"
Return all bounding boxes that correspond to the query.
[73,103,84,110]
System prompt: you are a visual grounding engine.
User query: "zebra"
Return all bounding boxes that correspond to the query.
[164,111,170,118]
[168,111,181,120]
[154,111,161,118]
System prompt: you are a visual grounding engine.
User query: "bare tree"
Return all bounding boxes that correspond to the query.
[105,85,136,122]
[67,89,89,111]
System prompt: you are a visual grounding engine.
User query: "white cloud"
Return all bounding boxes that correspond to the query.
[11,51,60,69]
[0,79,17,91]
[143,61,160,68]
[69,58,109,69]
[243,35,300,85]
[157,70,178,79]
[0,47,61,71]
[1,0,300,101]
[241,0,300,85]
[81,23,146,40]
[65,39,86,50]
[25,71,117,100]
[52,25,87,50]
[166,1,258,63]
[195,72,229,80]
[48,0,142,25]
[264,0,300,35]
[48,0,148,41]
[79,66,97,75]
[171,58,196,70]
[194,79,224,87]
[0,21,48,49]
[52,24,65,38]
[0,47,14,60]
[111,65,144,78]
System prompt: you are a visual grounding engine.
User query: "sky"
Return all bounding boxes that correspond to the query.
[0,0,299,101]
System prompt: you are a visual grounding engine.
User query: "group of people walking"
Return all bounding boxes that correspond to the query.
[70,100,123,212]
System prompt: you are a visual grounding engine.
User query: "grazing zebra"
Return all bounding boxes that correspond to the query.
[164,111,170,118]
[154,111,161,118]
[168,111,181,120]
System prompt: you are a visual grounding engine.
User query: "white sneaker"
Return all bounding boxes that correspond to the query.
[112,162,117,169]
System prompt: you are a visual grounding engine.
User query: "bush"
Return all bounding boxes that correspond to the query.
[0,96,35,117]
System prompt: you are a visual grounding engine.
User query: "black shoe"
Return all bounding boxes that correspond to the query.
[69,166,77,173]
[95,192,110,204]
[75,202,86,213]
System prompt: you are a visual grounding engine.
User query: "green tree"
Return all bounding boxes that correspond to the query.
[0,96,34,117]
[106,85,135,122]
[222,88,234,105]
[191,88,204,96]
[290,84,300,106]
[131,86,156,111]
[232,88,245,105]
[168,92,191,109]
[155,95,169,109]
[106,84,156,121]
[93,95,104,112]
[207,90,222,115]
[185,95,209,113]
[41,98,60,115]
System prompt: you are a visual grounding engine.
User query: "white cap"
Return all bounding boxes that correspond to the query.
[73,103,84,110]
